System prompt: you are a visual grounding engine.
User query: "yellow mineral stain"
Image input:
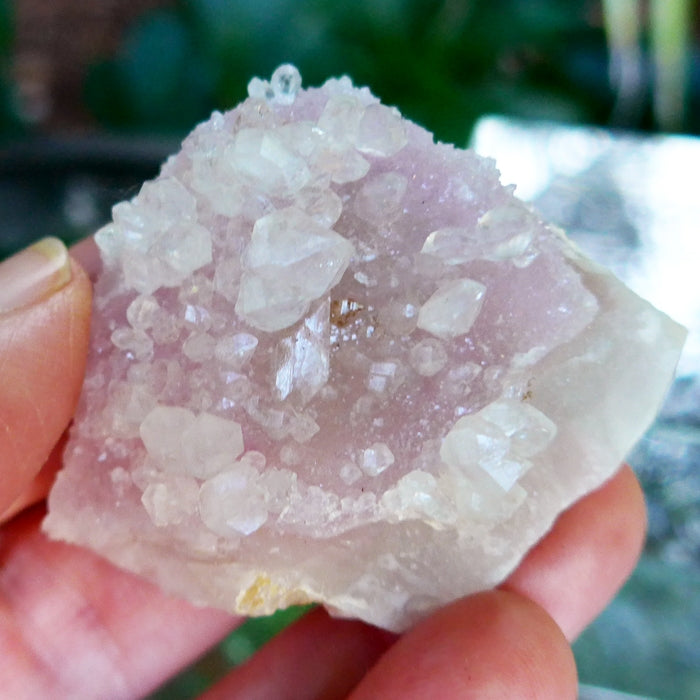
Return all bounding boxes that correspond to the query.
[235,574,314,615]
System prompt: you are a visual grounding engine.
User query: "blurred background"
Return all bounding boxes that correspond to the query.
[0,1,698,698]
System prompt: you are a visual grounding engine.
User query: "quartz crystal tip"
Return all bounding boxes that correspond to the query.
[248,64,302,105]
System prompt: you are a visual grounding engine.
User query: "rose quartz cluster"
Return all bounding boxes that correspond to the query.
[44,66,685,632]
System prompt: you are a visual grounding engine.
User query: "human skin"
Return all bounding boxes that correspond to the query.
[0,238,646,699]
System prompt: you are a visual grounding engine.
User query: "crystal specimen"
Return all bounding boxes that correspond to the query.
[44,65,686,632]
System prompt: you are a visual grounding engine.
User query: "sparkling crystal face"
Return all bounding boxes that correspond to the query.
[44,65,685,632]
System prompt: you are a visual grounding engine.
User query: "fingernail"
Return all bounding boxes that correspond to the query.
[0,237,72,314]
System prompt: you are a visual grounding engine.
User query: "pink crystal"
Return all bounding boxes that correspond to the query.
[44,66,685,632]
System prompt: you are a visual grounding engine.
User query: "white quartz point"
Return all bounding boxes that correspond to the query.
[274,300,330,403]
[440,400,557,492]
[139,405,194,465]
[215,333,259,368]
[409,338,448,376]
[360,442,395,476]
[421,227,473,265]
[270,64,302,105]
[140,406,244,479]
[417,278,486,338]
[230,129,311,196]
[245,65,301,107]
[317,95,365,147]
[355,104,408,157]
[381,470,450,525]
[141,477,199,528]
[199,463,268,536]
[236,207,354,332]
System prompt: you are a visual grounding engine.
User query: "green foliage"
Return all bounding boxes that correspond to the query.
[0,0,693,138]
[83,0,620,144]
[85,9,213,132]
[0,0,11,53]
[219,604,313,665]
[0,0,21,134]
[649,0,693,130]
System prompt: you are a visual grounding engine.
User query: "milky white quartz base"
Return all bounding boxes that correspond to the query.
[44,67,686,632]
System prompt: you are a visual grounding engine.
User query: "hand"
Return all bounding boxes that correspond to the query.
[0,238,646,699]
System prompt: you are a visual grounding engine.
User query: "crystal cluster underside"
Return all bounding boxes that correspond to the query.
[44,66,685,632]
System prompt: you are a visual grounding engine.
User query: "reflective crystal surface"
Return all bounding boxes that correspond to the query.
[471,117,700,693]
[44,67,685,632]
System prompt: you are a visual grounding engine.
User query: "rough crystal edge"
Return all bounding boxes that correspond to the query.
[41,66,688,632]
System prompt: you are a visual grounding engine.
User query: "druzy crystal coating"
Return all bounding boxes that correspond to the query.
[44,66,685,632]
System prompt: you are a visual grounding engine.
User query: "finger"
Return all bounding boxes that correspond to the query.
[201,608,395,700]
[69,236,101,279]
[348,591,577,699]
[501,464,646,640]
[0,239,92,520]
[0,508,238,700]
[0,436,66,523]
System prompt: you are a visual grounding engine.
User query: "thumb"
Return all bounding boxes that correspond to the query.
[0,237,92,520]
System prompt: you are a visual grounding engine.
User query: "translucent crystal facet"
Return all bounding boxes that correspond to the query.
[235,208,354,332]
[44,66,686,633]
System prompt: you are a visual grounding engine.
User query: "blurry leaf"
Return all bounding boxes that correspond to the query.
[650,0,692,131]
[512,0,591,36]
[219,605,313,666]
[83,60,132,127]
[180,0,249,56]
[0,0,22,134]
[180,0,307,108]
[81,0,697,138]
[85,9,217,131]
[476,81,590,126]
[117,11,202,128]
[0,0,12,55]
[347,0,413,37]
[181,0,297,61]
[602,0,646,128]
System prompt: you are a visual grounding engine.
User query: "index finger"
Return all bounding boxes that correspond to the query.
[501,463,646,639]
